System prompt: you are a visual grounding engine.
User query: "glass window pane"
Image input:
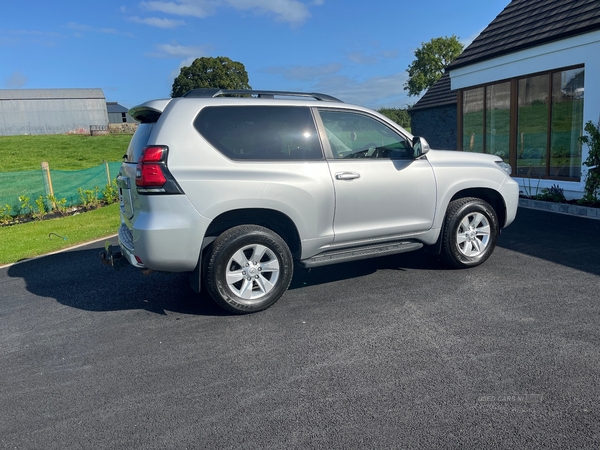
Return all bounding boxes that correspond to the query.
[194,106,322,160]
[462,87,484,153]
[517,74,549,177]
[550,68,583,179]
[486,82,510,162]
[319,110,412,159]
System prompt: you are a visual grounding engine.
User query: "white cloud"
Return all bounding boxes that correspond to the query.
[263,63,342,80]
[347,52,377,65]
[140,0,217,18]
[225,0,311,23]
[460,30,483,49]
[311,72,411,109]
[130,16,186,28]
[147,43,210,58]
[66,22,134,37]
[5,71,28,88]
[345,46,399,65]
[140,0,321,24]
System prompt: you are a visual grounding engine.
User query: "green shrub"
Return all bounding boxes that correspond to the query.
[579,120,600,204]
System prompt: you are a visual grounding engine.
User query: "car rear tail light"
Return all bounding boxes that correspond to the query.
[135,146,183,194]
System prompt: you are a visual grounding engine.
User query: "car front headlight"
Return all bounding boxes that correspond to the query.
[495,161,512,175]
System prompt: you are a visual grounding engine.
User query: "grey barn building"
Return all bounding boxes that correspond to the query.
[107,102,135,124]
[0,88,109,136]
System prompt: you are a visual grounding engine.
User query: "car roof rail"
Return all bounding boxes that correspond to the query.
[182,89,343,103]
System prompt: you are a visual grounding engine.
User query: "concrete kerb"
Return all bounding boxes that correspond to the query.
[518,198,600,220]
[0,234,118,270]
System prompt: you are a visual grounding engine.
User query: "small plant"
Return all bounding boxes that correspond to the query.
[47,195,69,216]
[18,195,33,215]
[102,180,119,205]
[537,184,566,203]
[0,204,14,225]
[78,186,101,210]
[579,120,600,205]
[33,196,47,221]
[519,169,542,198]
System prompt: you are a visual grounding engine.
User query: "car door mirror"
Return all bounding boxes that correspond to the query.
[412,136,431,157]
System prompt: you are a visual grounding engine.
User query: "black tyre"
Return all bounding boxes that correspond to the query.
[204,225,293,314]
[441,197,499,269]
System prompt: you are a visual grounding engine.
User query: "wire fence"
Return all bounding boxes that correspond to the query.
[0,161,122,215]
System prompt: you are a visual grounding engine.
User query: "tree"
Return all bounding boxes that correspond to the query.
[404,35,464,97]
[377,107,411,129]
[171,56,251,98]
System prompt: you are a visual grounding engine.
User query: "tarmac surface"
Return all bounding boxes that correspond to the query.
[1,207,599,449]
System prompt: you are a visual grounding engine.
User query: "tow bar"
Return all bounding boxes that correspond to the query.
[99,242,128,270]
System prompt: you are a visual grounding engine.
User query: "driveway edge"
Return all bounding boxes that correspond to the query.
[0,234,118,270]
[519,198,600,220]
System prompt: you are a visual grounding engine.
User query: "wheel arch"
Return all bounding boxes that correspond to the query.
[449,188,507,228]
[427,188,507,256]
[204,208,302,259]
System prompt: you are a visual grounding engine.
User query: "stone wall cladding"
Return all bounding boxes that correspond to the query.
[109,123,138,134]
[410,105,457,150]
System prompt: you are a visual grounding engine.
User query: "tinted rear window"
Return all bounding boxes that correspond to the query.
[125,123,153,163]
[194,106,323,160]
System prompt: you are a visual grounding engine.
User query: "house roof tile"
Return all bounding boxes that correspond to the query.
[451,0,600,69]
[410,73,456,112]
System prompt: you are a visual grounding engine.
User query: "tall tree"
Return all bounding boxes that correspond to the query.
[171,56,251,98]
[404,36,463,97]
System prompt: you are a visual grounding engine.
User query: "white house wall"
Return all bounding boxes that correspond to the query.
[450,30,600,199]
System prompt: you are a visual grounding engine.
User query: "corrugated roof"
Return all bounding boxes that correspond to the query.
[0,88,105,100]
[106,102,129,113]
[410,73,456,112]
[451,0,600,69]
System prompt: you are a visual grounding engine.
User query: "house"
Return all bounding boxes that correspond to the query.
[409,73,457,150]
[0,88,109,136]
[411,0,600,199]
[107,102,136,124]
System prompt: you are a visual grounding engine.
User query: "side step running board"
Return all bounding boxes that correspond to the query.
[298,241,423,268]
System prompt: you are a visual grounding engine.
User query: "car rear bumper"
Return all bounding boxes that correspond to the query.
[116,195,210,272]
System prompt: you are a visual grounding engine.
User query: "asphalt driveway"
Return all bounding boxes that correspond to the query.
[1,208,599,449]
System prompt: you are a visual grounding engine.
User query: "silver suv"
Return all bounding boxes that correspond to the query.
[102,89,519,314]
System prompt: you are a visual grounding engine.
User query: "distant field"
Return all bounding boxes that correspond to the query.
[0,134,132,172]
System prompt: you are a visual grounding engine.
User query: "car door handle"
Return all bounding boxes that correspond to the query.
[335,172,360,180]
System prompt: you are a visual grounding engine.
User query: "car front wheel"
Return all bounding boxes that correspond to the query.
[441,197,499,268]
[204,225,293,314]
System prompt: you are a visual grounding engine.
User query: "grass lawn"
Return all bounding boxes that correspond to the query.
[0,134,131,172]
[0,203,120,266]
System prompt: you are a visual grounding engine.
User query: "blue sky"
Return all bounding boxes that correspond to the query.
[1,0,509,110]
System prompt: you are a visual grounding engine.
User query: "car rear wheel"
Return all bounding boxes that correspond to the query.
[204,225,293,314]
[441,197,499,268]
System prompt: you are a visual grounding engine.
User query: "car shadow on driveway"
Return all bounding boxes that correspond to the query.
[6,247,229,316]
[289,249,446,290]
[6,242,447,315]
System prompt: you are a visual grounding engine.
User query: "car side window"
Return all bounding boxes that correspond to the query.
[319,110,413,159]
[194,106,323,160]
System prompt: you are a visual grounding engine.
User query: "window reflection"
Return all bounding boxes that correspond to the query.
[517,74,549,177]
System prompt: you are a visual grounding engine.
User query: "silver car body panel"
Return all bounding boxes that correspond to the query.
[117,95,519,274]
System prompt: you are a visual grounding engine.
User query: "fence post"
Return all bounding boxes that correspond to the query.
[41,161,55,209]
[104,160,111,185]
